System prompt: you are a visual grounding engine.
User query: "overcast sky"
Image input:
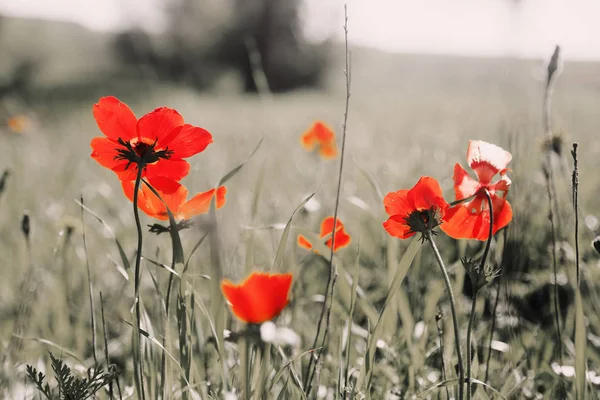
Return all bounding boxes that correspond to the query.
[2,0,600,60]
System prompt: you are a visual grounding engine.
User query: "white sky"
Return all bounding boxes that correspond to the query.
[2,0,600,60]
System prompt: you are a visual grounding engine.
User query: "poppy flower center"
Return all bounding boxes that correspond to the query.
[404,206,442,238]
[114,137,174,169]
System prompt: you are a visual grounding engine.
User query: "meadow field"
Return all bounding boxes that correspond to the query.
[1,42,600,399]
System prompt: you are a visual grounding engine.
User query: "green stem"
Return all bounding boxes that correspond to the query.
[427,233,464,400]
[466,189,494,400]
[466,293,477,400]
[132,165,146,400]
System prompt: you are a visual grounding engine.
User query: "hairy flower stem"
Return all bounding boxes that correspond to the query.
[466,189,494,400]
[426,233,464,400]
[132,165,146,400]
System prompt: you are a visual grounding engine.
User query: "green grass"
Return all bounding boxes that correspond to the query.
[1,47,600,399]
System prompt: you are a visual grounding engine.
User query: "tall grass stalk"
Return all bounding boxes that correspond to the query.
[304,6,351,396]
[80,195,98,365]
[542,45,564,366]
[427,232,464,400]
[571,143,586,399]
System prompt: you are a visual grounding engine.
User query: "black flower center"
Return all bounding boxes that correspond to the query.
[404,206,442,241]
[114,137,174,170]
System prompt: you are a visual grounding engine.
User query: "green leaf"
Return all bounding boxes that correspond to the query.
[356,236,421,392]
[271,191,319,272]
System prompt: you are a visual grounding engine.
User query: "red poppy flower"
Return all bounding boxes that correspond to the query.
[121,177,226,221]
[383,176,449,240]
[441,140,513,241]
[221,272,293,324]
[297,216,351,252]
[90,96,213,181]
[300,121,337,159]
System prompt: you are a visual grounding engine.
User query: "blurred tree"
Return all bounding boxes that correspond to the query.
[113,0,329,93]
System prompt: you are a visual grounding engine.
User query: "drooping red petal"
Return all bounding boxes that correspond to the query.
[221,272,292,324]
[383,189,412,218]
[160,124,213,158]
[407,176,446,212]
[180,186,227,219]
[383,214,415,239]
[92,97,137,141]
[136,106,184,143]
[122,178,187,220]
[297,235,313,250]
[466,140,512,185]
[144,159,190,181]
[453,163,482,200]
[492,196,513,233]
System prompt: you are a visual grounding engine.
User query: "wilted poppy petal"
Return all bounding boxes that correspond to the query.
[407,176,445,211]
[492,196,512,233]
[92,97,137,141]
[136,106,184,143]
[160,124,213,158]
[180,186,227,219]
[297,235,313,250]
[383,190,412,218]
[383,214,415,239]
[221,272,292,324]
[453,163,482,200]
[144,159,190,181]
[467,140,512,185]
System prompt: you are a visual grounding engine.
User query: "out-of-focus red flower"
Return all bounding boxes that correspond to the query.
[441,140,513,241]
[300,121,337,159]
[297,216,351,252]
[221,272,292,324]
[121,176,226,221]
[90,96,213,181]
[383,176,449,240]
[6,115,30,134]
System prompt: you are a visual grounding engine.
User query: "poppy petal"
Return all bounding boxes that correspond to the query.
[441,204,489,241]
[144,159,190,181]
[90,137,125,169]
[319,217,344,237]
[122,178,187,220]
[297,235,313,250]
[319,143,337,159]
[221,272,292,324]
[180,186,227,219]
[453,163,482,200]
[407,176,445,211]
[492,196,513,232]
[300,130,317,150]
[326,229,351,251]
[121,180,165,219]
[383,215,415,239]
[136,106,184,143]
[313,122,335,143]
[160,124,213,158]
[467,140,512,185]
[92,97,137,141]
[383,190,412,218]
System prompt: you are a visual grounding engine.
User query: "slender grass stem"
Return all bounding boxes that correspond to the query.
[80,195,98,365]
[304,6,351,396]
[160,257,176,399]
[466,295,477,400]
[426,232,464,400]
[132,165,146,400]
